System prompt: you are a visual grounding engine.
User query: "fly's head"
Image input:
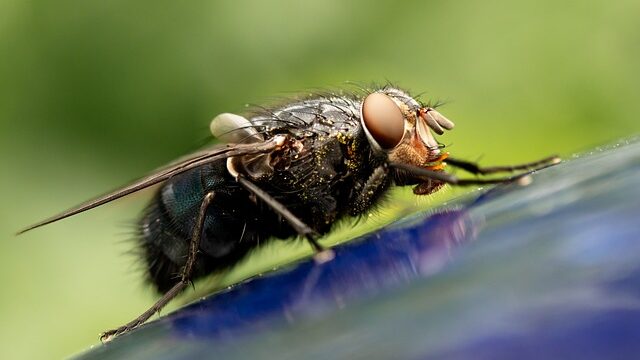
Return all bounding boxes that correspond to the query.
[359,88,455,194]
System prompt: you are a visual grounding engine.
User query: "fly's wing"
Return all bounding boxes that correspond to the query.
[18,137,283,234]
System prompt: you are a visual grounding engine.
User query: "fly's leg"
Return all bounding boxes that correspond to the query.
[445,155,560,175]
[100,191,216,343]
[390,161,554,186]
[236,175,334,262]
[350,166,390,216]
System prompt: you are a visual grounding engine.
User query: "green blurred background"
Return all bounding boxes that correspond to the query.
[1,0,638,358]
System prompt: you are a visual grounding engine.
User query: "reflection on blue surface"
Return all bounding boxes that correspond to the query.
[81,139,640,360]
[171,208,476,340]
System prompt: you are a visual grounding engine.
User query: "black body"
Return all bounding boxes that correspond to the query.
[140,95,388,293]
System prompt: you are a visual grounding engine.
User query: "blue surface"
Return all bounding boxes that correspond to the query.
[79,138,640,360]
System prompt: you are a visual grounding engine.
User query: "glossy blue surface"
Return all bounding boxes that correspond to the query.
[79,139,640,360]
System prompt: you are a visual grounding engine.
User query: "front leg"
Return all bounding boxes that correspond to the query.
[445,155,560,175]
[349,165,391,216]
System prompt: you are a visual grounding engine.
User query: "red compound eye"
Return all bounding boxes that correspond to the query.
[361,93,405,149]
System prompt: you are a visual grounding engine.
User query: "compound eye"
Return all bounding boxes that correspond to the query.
[361,93,405,149]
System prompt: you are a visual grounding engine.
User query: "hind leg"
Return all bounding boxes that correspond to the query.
[100,191,216,342]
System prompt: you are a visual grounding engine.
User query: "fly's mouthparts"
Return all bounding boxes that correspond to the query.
[424,152,450,170]
[424,161,446,171]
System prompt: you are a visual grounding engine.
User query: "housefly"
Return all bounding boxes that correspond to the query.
[19,85,560,341]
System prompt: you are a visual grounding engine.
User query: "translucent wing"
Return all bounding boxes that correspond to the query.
[18,138,283,234]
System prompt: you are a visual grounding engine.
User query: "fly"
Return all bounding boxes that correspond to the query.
[18,85,560,342]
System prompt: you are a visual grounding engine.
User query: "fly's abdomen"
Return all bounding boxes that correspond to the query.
[137,161,259,293]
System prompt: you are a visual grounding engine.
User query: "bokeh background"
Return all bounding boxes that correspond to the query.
[1,0,638,358]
